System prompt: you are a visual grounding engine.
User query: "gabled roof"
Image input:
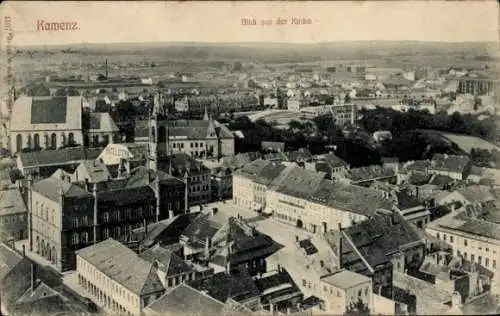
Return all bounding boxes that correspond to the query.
[97,186,155,205]
[321,270,371,289]
[139,244,194,277]
[188,272,260,303]
[339,214,425,271]
[431,154,470,173]
[0,243,26,280]
[457,185,495,204]
[145,283,225,315]
[274,166,325,199]
[0,188,27,216]
[182,211,230,244]
[77,159,112,183]
[32,176,92,202]
[346,165,395,182]
[89,112,119,132]
[126,165,184,189]
[76,238,164,295]
[158,153,210,177]
[19,147,102,168]
[309,180,394,216]
[322,153,349,168]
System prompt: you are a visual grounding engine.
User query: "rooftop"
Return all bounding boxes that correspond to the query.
[321,269,371,289]
[0,243,26,280]
[76,238,164,295]
[309,180,394,216]
[0,188,27,216]
[139,244,194,277]
[145,283,224,315]
[431,154,470,173]
[89,112,119,132]
[32,175,92,202]
[274,166,325,199]
[19,147,102,168]
[188,272,260,303]
[346,165,395,182]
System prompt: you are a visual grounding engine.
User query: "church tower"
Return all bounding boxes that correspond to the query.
[148,93,161,171]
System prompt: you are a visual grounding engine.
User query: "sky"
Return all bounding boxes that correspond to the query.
[0,1,498,47]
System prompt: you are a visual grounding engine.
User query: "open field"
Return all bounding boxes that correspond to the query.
[442,133,500,153]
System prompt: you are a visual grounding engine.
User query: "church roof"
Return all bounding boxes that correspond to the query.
[10,96,82,131]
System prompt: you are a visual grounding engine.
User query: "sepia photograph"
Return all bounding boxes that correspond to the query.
[0,1,499,315]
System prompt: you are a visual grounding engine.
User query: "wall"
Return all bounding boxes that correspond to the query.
[11,130,83,154]
[372,293,396,315]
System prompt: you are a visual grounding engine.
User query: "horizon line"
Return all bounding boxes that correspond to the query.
[16,39,499,48]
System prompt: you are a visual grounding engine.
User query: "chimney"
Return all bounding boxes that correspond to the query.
[184,172,189,212]
[204,236,210,260]
[84,178,90,192]
[270,303,274,314]
[22,244,26,257]
[154,175,160,223]
[144,218,148,235]
[286,307,291,315]
[27,175,33,251]
[92,184,98,244]
[168,210,174,219]
[337,223,343,269]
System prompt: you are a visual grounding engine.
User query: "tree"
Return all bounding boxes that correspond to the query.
[54,87,80,96]
[232,61,243,72]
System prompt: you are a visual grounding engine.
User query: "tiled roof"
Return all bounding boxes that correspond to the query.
[139,244,194,277]
[321,270,371,289]
[32,176,92,202]
[429,174,455,187]
[0,243,25,280]
[457,185,495,204]
[407,172,431,185]
[97,186,155,205]
[89,112,119,132]
[235,160,287,186]
[340,214,424,270]
[16,281,60,304]
[19,147,101,168]
[431,154,470,173]
[285,148,313,162]
[188,272,260,303]
[309,180,394,216]
[346,165,395,182]
[396,190,423,210]
[158,153,209,177]
[274,167,325,199]
[10,96,82,131]
[145,284,224,315]
[221,152,261,170]
[0,188,27,216]
[126,166,183,189]
[77,238,164,295]
[322,153,349,168]
[78,159,112,183]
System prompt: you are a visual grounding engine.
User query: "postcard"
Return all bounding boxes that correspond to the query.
[0,1,499,316]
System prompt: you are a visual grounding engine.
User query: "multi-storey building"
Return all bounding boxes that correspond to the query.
[232,160,288,211]
[28,163,186,271]
[0,188,28,241]
[425,207,500,293]
[76,238,166,316]
[319,270,372,314]
[9,96,85,154]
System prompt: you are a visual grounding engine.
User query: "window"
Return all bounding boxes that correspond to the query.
[443,234,447,242]
[485,258,489,267]
[478,256,482,265]
[358,290,362,297]
[450,236,454,243]
[103,212,110,222]
[323,285,328,292]
[72,217,79,228]
[436,233,440,239]
[365,288,369,295]
[486,248,489,252]
[464,239,468,246]
[103,228,110,239]
[190,143,193,148]
[71,233,79,245]
[81,232,89,244]
[302,279,307,287]
[493,260,496,269]
[471,254,475,262]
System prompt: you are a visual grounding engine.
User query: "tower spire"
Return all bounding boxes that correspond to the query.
[203,105,209,121]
